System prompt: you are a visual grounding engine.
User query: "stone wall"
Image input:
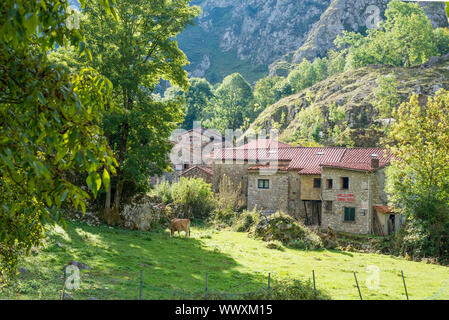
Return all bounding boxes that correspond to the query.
[288,171,302,219]
[247,171,289,213]
[212,160,252,206]
[181,167,213,184]
[320,168,373,234]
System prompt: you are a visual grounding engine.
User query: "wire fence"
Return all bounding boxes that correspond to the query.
[57,266,449,300]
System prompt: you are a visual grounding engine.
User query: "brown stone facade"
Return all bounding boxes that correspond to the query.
[210,146,397,235]
[247,170,289,213]
[180,166,213,184]
[320,168,374,234]
[212,161,392,235]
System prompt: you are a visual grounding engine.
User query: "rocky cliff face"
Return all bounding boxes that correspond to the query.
[178,0,448,83]
[269,0,449,75]
[245,56,449,147]
[178,0,331,83]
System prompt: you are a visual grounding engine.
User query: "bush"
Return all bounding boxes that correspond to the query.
[244,279,330,300]
[265,240,284,250]
[216,174,245,212]
[232,209,261,233]
[153,179,173,204]
[152,178,216,219]
[209,207,237,228]
[190,278,330,300]
[254,213,323,249]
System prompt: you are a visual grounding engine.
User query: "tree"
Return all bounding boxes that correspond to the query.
[372,74,401,120]
[254,76,282,109]
[56,0,200,219]
[337,1,440,68]
[387,90,449,259]
[0,0,117,280]
[206,73,254,132]
[166,78,214,130]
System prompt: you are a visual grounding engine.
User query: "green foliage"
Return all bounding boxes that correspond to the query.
[254,76,283,109]
[336,1,444,68]
[153,180,174,204]
[174,78,215,130]
[231,210,261,233]
[0,0,118,281]
[52,0,200,210]
[153,178,216,219]
[204,73,255,132]
[244,278,330,300]
[373,74,400,120]
[254,213,323,249]
[387,89,449,262]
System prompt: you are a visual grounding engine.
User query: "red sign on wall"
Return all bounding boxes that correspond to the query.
[337,194,355,202]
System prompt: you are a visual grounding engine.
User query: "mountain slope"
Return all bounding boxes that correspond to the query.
[177,0,448,83]
[177,0,332,83]
[269,0,449,75]
[245,55,449,147]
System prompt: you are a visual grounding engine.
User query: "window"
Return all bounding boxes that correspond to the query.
[258,179,269,189]
[344,207,355,222]
[341,177,349,189]
[313,178,321,188]
[327,179,333,189]
[184,164,189,170]
[325,201,333,211]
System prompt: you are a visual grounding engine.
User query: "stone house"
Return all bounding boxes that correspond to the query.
[180,165,213,184]
[151,127,222,185]
[212,145,399,235]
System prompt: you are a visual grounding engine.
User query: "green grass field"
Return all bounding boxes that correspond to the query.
[2,220,449,300]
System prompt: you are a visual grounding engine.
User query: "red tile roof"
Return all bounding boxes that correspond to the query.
[181,165,213,176]
[213,146,393,175]
[236,139,293,149]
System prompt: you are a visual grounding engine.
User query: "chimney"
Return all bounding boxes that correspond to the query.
[371,157,379,169]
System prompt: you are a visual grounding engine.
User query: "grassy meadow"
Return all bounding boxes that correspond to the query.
[1,220,449,300]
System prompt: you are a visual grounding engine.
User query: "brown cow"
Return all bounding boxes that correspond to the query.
[170,219,190,238]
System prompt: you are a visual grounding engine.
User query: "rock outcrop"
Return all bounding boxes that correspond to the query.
[178,0,448,83]
[245,56,449,147]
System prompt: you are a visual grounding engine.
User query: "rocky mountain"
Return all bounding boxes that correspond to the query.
[178,0,448,83]
[177,0,332,83]
[244,55,449,147]
[269,0,449,75]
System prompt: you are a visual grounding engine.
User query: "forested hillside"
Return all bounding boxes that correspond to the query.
[177,0,448,83]
[245,55,449,147]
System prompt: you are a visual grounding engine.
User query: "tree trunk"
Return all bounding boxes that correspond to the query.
[112,120,129,218]
[104,167,111,218]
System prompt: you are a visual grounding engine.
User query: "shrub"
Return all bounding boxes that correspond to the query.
[209,207,237,228]
[243,279,330,300]
[254,213,323,249]
[153,179,173,204]
[216,174,245,212]
[171,178,216,219]
[265,240,284,250]
[190,278,330,300]
[232,209,261,233]
[152,178,216,219]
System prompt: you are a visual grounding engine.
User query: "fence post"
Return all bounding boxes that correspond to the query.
[268,272,271,291]
[312,270,316,298]
[60,265,67,300]
[139,270,143,300]
[401,270,409,300]
[205,273,208,293]
[353,272,362,300]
